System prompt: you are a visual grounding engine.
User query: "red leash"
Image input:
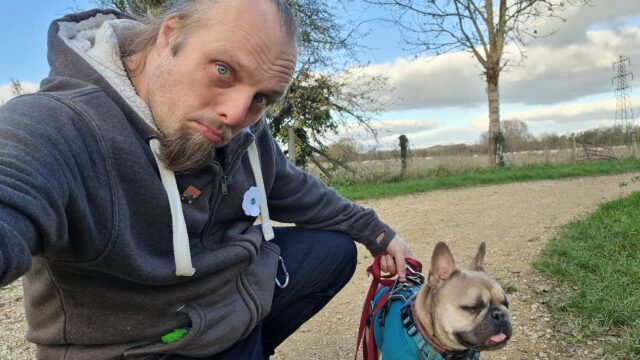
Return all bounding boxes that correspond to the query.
[354,256,423,360]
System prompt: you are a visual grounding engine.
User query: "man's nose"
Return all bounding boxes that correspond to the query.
[216,93,253,127]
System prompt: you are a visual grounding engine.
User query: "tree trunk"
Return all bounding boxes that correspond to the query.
[486,64,501,166]
[309,157,332,179]
[287,127,296,164]
[308,145,355,173]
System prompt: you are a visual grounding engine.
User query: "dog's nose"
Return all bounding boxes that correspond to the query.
[491,308,504,321]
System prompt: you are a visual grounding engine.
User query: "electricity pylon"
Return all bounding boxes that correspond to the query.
[612,55,636,148]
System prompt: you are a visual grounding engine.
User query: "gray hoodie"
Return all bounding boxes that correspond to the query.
[0,9,395,359]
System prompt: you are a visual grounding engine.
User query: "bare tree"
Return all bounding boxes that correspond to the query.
[9,78,23,97]
[97,0,165,15]
[367,0,589,165]
[501,118,533,151]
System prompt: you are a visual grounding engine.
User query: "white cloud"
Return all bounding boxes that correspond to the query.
[470,95,640,135]
[348,2,640,112]
[531,0,640,47]
[501,27,640,104]
[0,81,39,104]
[333,117,481,149]
[335,117,440,141]
[350,53,487,110]
[505,99,618,123]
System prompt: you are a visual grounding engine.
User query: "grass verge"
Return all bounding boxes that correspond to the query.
[333,157,640,201]
[533,192,640,359]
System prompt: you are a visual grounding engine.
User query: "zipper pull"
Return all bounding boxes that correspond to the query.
[221,175,228,195]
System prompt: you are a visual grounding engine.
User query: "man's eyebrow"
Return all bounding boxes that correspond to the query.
[213,48,291,100]
[213,50,247,73]
[267,87,289,101]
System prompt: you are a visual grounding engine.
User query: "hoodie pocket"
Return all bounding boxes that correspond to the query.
[123,296,248,357]
[123,304,204,358]
[243,240,280,323]
[123,241,280,358]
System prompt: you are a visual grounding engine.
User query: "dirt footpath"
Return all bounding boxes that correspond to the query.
[273,173,640,360]
[1,173,639,359]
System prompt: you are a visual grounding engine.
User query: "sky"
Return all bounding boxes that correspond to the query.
[1,0,640,150]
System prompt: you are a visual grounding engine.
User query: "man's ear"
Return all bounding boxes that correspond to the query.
[428,242,456,288]
[155,15,182,55]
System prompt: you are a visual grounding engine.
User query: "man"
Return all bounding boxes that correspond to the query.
[0,0,411,359]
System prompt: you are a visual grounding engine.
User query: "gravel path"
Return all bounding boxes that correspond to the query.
[2,173,639,359]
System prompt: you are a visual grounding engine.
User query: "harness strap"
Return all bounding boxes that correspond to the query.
[354,256,423,360]
[402,303,481,360]
[400,300,443,360]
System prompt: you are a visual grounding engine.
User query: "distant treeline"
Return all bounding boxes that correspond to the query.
[325,121,640,162]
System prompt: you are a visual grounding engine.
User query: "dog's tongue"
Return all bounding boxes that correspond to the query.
[490,333,507,343]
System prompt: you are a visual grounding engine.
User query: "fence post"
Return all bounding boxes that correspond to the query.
[571,134,576,163]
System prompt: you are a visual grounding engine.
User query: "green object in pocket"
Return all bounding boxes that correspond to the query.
[161,327,190,344]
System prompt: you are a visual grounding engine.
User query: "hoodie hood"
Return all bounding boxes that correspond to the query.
[49,9,274,277]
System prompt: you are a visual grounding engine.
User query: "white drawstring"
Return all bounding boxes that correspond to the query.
[149,139,195,277]
[147,138,271,277]
[247,141,274,241]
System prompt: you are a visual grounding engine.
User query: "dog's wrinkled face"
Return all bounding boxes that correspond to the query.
[431,270,511,351]
[414,242,512,352]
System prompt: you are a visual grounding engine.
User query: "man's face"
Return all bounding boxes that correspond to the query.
[143,0,297,172]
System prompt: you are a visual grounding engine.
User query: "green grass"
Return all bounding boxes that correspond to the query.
[333,157,640,201]
[533,192,640,359]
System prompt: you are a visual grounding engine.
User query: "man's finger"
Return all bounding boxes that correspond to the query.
[396,254,406,281]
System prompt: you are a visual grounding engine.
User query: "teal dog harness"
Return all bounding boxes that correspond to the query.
[355,256,481,360]
[372,284,481,360]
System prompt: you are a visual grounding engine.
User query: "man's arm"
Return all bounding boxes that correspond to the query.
[0,95,88,286]
[0,210,37,285]
[254,124,412,259]
[0,96,64,285]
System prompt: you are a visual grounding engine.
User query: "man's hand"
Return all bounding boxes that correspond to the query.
[379,234,412,282]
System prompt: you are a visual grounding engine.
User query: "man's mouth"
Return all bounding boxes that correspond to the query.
[194,121,225,144]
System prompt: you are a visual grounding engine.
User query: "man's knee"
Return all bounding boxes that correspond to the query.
[323,232,357,287]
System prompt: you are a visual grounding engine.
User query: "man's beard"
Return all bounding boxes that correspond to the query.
[158,120,233,173]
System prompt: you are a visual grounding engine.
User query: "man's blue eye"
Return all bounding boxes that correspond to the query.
[254,94,267,105]
[216,64,229,76]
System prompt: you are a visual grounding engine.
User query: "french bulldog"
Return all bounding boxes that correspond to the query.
[371,242,512,360]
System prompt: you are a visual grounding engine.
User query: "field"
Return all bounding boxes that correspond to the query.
[312,146,638,186]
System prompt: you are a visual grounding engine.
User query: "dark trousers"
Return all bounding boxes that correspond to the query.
[156,226,357,359]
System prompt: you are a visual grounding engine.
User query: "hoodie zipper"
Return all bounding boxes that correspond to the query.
[221,175,228,195]
[201,163,227,238]
[200,131,256,237]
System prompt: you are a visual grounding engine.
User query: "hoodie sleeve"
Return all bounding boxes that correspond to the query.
[256,125,395,255]
[0,96,63,285]
[0,93,114,286]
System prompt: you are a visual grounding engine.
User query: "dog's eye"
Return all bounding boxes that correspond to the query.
[503,299,510,308]
[461,305,483,313]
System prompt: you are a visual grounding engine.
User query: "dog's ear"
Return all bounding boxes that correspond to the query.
[467,241,486,271]
[428,242,456,288]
